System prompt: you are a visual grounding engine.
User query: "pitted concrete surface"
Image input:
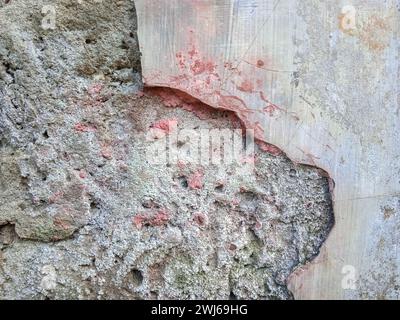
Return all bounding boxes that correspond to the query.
[0,0,333,299]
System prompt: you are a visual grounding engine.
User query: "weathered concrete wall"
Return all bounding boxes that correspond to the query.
[136,0,400,299]
[0,0,334,299]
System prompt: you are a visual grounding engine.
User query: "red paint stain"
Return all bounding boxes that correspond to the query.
[172,35,221,98]
[241,153,257,165]
[256,140,282,156]
[151,119,178,134]
[188,170,204,190]
[216,92,253,118]
[228,243,237,251]
[257,60,265,67]
[101,144,113,160]
[136,90,145,98]
[87,83,104,96]
[74,123,97,132]
[264,105,277,116]
[259,91,282,116]
[48,191,63,204]
[188,47,198,59]
[133,210,170,229]
[253,122,265,139]
[177,160,186,169]
[237,79,254,93]
[231,198,240,206]
[192,212,208,226]
[132,215,146,229]
[145,87,239,122]
[78,170,87,179]
[53,216,71,231]
[190,60,216,75]
[151,210,170,227]
[254,220,262,230]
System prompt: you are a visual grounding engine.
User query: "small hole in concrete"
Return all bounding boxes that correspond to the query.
[178,176,188,188]
[0,224,18,245]
[90,201,98,210]
[131,269,144,286]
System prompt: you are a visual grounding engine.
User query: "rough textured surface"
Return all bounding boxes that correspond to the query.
[0,0,333,299]
[136,0,400,299]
